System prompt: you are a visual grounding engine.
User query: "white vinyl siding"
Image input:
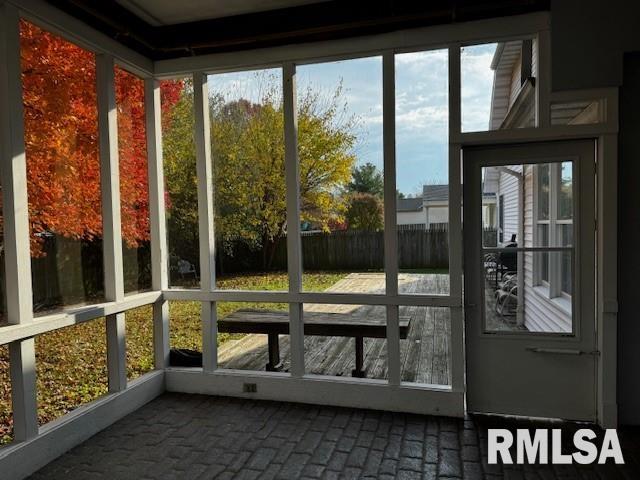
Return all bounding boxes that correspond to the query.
[397,209,426,225]
[523,164,571,333]
[497,167,520,244]
[426,206,449,226]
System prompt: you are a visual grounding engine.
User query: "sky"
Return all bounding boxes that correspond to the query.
[207,44,496,195]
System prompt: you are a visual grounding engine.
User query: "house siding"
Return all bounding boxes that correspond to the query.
[397,209,425,225]
[522,165,572,333]
[497,167,520,244]
[426,206,448,226]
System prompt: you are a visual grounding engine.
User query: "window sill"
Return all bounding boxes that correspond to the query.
[532,285,572,316]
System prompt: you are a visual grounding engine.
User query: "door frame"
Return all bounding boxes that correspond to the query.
[462,140,596,421]
[455,123,618,426]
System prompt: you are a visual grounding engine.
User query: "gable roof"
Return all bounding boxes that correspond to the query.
[423,184,449,202]
[397,197,423,212]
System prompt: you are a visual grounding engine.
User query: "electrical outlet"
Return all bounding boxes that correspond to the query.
[243,383,257,393]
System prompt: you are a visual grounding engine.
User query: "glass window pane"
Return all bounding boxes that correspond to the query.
[462,40,536,132]
[208,69,287,290]
[558,161,573,220]
[297,57,384,293]
[20,20,105,315]
[537,164,550,220]
[537,224,549,283]
[161,78,200,289]
[481,161,574,334]
[559,224,573,295]
[396,50,449,295]
[115,67,152,295]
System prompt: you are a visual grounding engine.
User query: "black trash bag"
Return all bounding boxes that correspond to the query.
[169,348,203,367]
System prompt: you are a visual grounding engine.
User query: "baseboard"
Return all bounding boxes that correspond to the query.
[165,368,464,417]
[0,370,165,480]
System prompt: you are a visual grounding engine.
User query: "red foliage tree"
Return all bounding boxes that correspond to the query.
[19,20,183,254]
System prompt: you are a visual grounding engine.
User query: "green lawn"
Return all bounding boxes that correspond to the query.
[0,271,345,446]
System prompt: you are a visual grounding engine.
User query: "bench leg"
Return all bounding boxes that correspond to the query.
[266,333,282,372]
[351,336,367,378]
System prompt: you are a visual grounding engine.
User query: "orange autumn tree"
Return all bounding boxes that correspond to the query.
[19,20,182,254]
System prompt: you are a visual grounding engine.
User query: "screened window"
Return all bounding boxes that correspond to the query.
[20,20,105,315]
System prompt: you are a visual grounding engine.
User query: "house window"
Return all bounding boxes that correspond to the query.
[534,162,573,298]
[498,195,505,243]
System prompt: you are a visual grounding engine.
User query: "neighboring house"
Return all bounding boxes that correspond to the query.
[397,184,497,229]
[486,40,574,333]
[396,196,425,226]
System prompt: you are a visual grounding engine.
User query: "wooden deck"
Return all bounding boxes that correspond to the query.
[218,273,451,385]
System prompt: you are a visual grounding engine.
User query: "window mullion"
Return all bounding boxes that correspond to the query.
[97,53,127,392]
[145,77,170,369]
[193,71,217,372]
[0,2,39,440]
[382,51,400,386]
[448,45,464,392]
[549,163,560,297]
[283,62,305,377]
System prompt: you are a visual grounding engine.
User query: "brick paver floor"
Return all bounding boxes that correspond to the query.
[30,393,640,479]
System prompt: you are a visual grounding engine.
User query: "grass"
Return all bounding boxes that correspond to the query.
[0,271,344,446]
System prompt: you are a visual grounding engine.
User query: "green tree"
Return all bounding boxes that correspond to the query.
[162,82,200,272]
[209,79,357,269]
[345,193,384,231]
[348,162,383,197]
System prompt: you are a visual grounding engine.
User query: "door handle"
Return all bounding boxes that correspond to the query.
[525,347,600,356]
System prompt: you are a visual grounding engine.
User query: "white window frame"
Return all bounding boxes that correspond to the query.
[533,162,573,300]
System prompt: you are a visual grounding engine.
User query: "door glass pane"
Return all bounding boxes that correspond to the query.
[558,162,573,220]
[20,20,105,315]
[481,162,574,334]
[208,69,287,290]
[537,164,550,220]
[395,49,449,295]
[297,57,384,293]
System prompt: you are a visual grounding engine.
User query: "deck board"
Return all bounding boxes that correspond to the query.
[217,273,452,385]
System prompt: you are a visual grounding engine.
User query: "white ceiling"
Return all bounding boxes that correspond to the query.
[116,0,331,26]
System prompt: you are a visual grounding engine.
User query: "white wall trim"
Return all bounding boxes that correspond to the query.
[165,369,463,417]
[154,12,549,76]
[0,371,165,480]
[10,0,153,77]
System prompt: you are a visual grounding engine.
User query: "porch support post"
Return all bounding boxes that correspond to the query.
[283,62,305,377]
[97,53,127,392]
[448,45,465,393]
[145,77,170,369]
[0,3,39,440]
[598,133,618,427]
[193,71,217,372]
[382,51,401,386]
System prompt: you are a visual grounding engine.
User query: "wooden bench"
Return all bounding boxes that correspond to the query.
[218,309,411,377]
